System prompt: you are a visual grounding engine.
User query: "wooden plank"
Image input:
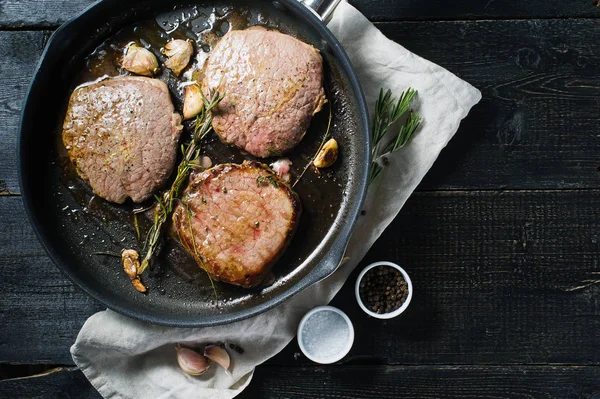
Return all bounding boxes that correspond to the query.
[356,0,600,22]
[0,31,47,195]
[0,196,103,364]
[383,19,600,190]
[0,1,94,28]
[241,365,600,398]
[3,18,600,193]
[1,0,600,27]
[1,365,599,398]
[1,188,599,364]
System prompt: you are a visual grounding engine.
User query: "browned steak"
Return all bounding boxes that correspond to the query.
[62,76,182,203]
[173,162,301,288]
[203,28,326,158]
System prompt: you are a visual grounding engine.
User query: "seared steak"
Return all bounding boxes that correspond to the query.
[62,76,182,203]
[203,28,326,158]
[173,161,301,288]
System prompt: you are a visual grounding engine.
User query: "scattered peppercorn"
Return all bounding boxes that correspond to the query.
[359,266,408,314]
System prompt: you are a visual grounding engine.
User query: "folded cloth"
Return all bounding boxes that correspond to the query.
[71,2,481,397]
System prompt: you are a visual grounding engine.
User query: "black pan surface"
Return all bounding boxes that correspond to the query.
[19,0,370,326]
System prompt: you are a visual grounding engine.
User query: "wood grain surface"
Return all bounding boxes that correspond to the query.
[1,365,599,398]
[1,0,600,27]
[0,0,599,397]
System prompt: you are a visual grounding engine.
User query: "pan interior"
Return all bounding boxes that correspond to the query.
[20,0,366,326]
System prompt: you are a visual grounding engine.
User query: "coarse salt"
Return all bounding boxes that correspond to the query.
[297,306,354,364]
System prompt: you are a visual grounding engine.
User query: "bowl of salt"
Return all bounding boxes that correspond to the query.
[297,306,354,364]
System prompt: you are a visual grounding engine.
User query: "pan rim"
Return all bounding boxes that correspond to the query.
[18,0,371,327]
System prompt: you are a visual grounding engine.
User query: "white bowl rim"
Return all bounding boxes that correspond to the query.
[296,305,355,364]
[354,261,413,319]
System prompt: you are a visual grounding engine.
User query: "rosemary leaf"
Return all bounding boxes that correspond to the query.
[133,213,141,240]
[388,111,421,153]
[369,87,421,185]
[135,89,224,276]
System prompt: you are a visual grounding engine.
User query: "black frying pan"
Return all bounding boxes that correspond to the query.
[18,0,370,327]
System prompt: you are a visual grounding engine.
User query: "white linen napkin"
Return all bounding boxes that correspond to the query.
[71,2,481,398]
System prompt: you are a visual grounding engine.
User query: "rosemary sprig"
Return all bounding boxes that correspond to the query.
[136,89,224,276]
[369,88,421,185]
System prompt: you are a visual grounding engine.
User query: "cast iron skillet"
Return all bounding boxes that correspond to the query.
[18,0,370,327]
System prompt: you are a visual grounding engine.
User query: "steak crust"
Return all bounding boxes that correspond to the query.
[173,161,301,288]
[203,28,326,158]
[62,76,182,203]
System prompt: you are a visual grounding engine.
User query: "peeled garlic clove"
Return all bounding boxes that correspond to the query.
[204,345,231,370]
[176,344,210,376]
[200,156,212,169]
[164,39,194,76]
[122,43,159,77]
[313,138,338,168]
[183,83,204,120]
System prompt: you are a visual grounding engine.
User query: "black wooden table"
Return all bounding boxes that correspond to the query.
[1,1,600,397]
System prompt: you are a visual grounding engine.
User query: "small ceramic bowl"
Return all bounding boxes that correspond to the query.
[355,261,413,319]
[297,306,354,364]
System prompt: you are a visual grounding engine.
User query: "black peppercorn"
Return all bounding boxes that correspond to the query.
[359,266,408,314]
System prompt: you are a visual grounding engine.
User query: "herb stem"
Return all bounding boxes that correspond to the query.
[293,101,332,188]
[369,88,421,185]
[137,89,224,275]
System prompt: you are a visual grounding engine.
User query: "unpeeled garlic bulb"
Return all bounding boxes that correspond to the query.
[164,39,194,76]
[176,344,210,376]
[122,43,159,77]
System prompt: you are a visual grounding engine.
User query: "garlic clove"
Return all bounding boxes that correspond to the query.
[200,156,213,169]
[122,43,159,77]
[121,249,147,293]
[163,39,194,76]
[313,138,338,168]
[121,249,140,279]
[131,278,147,293]
[183,83,204,120]
[270,158,292,182]
[204,345,231,370]
[176,344,210,376]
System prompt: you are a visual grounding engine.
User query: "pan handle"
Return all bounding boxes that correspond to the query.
[299,0,342,24]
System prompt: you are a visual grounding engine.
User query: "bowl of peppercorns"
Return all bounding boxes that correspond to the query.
[355,261,412,319]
